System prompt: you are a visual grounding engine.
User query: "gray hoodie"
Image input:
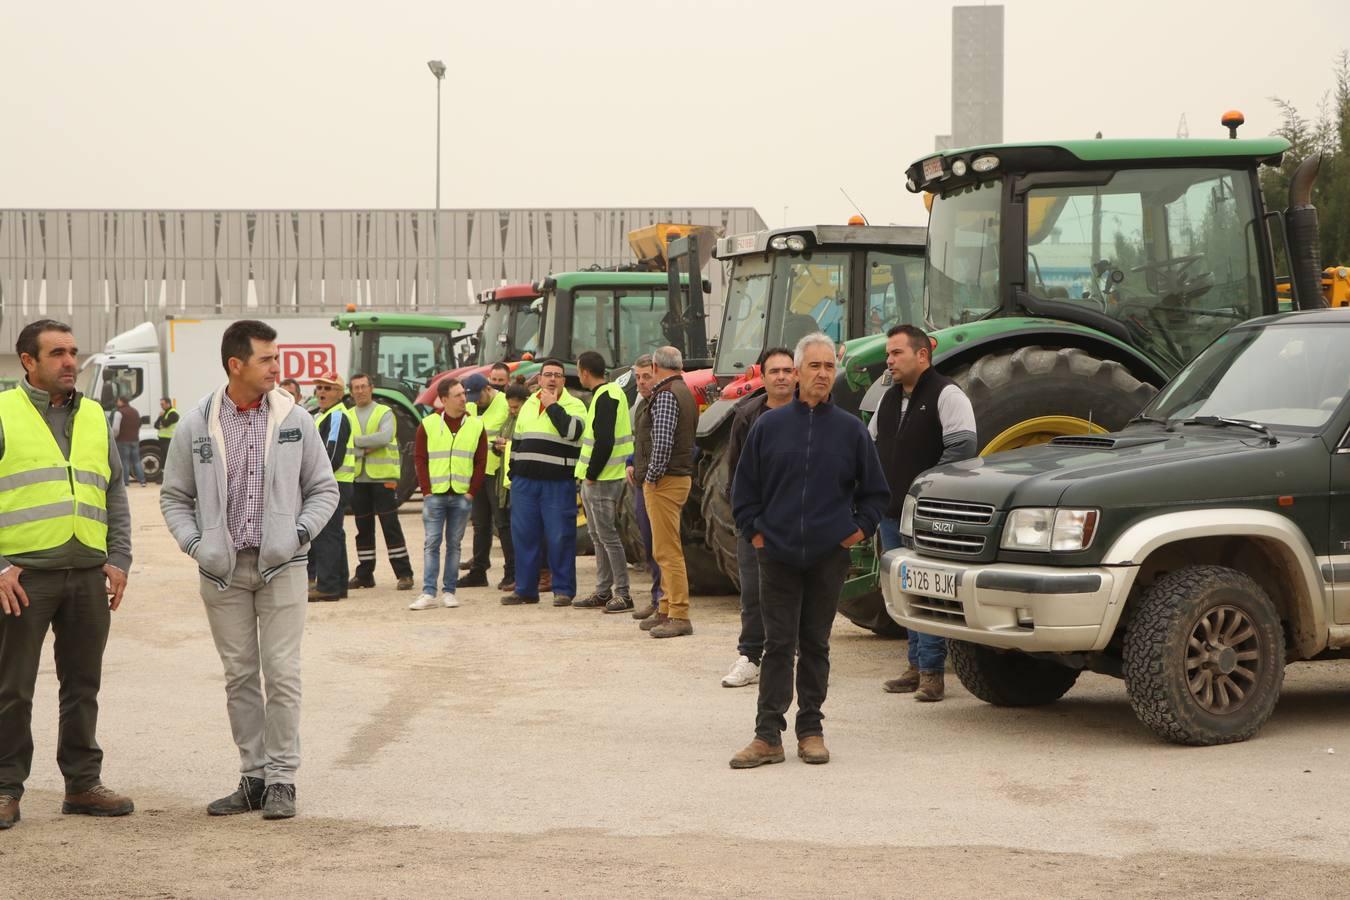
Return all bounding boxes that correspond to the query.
[160,384,339,589]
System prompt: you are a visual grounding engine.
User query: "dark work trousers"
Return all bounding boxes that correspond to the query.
[486,473,514,576]
[352,482,413,580]
[312,482,353,597]
[468,478,513,576]
[735,533,764,664]
[754,546,852,746]
[0,567,110,799]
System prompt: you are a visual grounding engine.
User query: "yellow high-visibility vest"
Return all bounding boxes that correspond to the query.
[575,382,632,481]
[156,406,178,439]
[479,391,510,476]
[0,388,111,556]
[422,412,484,495]
[315,403,357,484]
[355,403,400,481]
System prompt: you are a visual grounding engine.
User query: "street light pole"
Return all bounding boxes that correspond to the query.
[427,59,447,308]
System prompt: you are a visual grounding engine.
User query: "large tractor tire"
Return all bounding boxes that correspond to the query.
[615,481,647,565]
[1123,565,1285,746]
[683,450,737,596]
[951,346,1157,452]
[950,640,1081,706]
[391,407,421,506]
[697,431,741,592]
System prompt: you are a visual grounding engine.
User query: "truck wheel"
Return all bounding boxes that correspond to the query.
[949,640,1080,706]
[950,347,1157,452]
[697,433,741,591]
[1123,565,1285,746]
[140,440,165,484]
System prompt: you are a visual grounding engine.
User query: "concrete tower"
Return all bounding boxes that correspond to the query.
[937,5,1004,151]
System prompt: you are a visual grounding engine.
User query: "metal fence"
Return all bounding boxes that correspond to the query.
[0,206,765,350]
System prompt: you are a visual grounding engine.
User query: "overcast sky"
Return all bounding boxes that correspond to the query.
[2,0,1343,227]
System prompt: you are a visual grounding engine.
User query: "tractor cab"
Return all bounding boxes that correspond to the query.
[477,283,544,366]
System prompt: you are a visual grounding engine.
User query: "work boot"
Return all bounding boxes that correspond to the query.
[308,588,341,602]
[915,671,945,702]
[348,575,375,590]
[604,595,635,614]
[639,612,668,632]
[62,784,134,817]
[459,561,474,571]
[571,592,610,609]
[552,594,575,607]
[496,576,515,592]
[396,576,415,591]
[261,783,297,820]
[538,570,553,593]
[500,593,540,606]
[729,738,785,769]
[207,776,266,816]
[650,617,693,639]
[457,569,488,588]
[797,735,830,765]
[632,603,657,621]
[0,794,18,829]
[883,665,921,694]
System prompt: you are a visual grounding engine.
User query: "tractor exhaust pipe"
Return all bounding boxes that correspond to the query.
[1287,154,1326,310]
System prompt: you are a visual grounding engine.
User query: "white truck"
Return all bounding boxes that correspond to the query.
[80,316,350,481]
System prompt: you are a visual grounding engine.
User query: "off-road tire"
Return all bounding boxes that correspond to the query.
[615,481,647,565]
[950,346,1157,449]
[698,432,741,591]
[1123,565,1285,746]
[682,454,736,596]
[391,407,421,506]
[949,640,1080,706]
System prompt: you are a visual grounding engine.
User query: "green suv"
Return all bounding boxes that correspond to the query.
[881,308,1350,746]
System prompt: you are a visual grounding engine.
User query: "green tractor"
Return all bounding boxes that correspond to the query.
[331,311,471,503]
[827,130,1327,633]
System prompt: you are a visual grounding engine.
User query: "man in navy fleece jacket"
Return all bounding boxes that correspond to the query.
[728,333,890,769]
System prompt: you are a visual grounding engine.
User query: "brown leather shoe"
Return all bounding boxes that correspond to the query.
[62,784,134,817]
[632,604,657,620]
[729,738,785,769]
[883,665,921,694]
[915,671,945,702]
[649,617,693,638]
[0,794,18,829]
[639,612,668,632]
[797,735,830,764]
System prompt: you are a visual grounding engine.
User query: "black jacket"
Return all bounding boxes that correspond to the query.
[873,367,954,518]
[724,394,770,501]
[732,396,890,567]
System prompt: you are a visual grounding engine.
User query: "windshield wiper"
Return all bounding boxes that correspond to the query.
[1177,415,1278,445]
[1127,414,1173,430]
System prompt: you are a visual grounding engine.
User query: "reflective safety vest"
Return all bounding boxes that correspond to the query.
[478,391,510,477]
[315,403,357,483]
[422,412,484,495]
[355,403,401,481]
[157,406,178,439]
[575,382,632,481]
[0,388,111,556]
[511,388,587,481]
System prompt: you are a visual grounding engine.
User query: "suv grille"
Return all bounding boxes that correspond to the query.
[913,532,986,554]
[916,498,994,525]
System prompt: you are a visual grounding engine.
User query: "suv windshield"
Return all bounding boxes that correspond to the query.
[1146,323,1350,431]
[1024,167,1264,370]
[926,180,1001,329]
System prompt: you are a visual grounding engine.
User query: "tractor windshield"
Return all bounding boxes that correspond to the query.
[1023,167,1264,369]
[925,180,1002,329]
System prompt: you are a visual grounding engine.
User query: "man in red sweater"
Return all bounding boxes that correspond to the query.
[410,377,487,610]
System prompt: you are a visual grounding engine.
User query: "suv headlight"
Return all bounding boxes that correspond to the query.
[899,494,916,537]
[1001,508,1099,552]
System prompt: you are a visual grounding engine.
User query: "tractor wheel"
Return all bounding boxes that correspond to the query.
[683,449,737,596]
[615,481,647,565]
[697,432,741,592]
[391,407,421,506]
[950,346,1157,453]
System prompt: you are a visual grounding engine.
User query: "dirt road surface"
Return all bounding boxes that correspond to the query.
[6,487,1350,898]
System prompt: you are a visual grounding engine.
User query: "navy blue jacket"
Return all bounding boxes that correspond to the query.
[732,396,890,567]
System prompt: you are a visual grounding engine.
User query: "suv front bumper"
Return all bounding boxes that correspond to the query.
[879,548,1137,652]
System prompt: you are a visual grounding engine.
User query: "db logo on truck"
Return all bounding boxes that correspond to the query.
[280,344,337,385]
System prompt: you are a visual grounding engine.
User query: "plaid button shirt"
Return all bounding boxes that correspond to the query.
[219,393,269,550]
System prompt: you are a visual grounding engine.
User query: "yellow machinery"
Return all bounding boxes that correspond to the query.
[1276,265,1349,307]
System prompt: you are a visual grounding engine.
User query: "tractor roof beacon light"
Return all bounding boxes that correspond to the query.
[1222,109,1245,139]
[847,214,866,226]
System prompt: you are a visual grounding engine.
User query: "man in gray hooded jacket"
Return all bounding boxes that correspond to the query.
[160,320,337,821]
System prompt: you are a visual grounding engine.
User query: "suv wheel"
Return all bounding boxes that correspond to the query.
[949,640,1080,706]
[1123,565,1285,746]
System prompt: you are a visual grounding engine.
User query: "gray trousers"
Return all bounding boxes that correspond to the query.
[200,550,305,786]
[580,478,630,599]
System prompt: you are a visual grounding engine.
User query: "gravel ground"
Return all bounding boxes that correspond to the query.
[5,486,1350,898]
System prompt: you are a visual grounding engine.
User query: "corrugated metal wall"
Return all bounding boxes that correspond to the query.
[0,207,765,350]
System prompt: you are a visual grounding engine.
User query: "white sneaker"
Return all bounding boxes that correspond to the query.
[408,593,438,611]
[440,592,459,608]
[721,655,760,688]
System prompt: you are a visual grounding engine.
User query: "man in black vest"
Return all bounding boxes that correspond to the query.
[871,324,976,702]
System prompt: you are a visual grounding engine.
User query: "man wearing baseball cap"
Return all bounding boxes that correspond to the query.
[309,372,355,601]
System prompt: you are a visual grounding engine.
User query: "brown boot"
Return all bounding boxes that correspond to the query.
[62,784,134,817]
[883,665,921,694]
[0,794,18,829]
[639,612,668,632]
[797,735,830,764]
[914,671,945,702]
[729,738,785,769]
[649,617,693,638]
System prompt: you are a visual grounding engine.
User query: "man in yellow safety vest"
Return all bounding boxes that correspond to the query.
[571,350,634,612]
[347,373,414,591]
[460,365,513,590]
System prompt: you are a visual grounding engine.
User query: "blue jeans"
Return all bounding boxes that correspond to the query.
[117,441,145,486]
[422,491,473,594]
[879,517,947,672]
[510,476,578,599]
